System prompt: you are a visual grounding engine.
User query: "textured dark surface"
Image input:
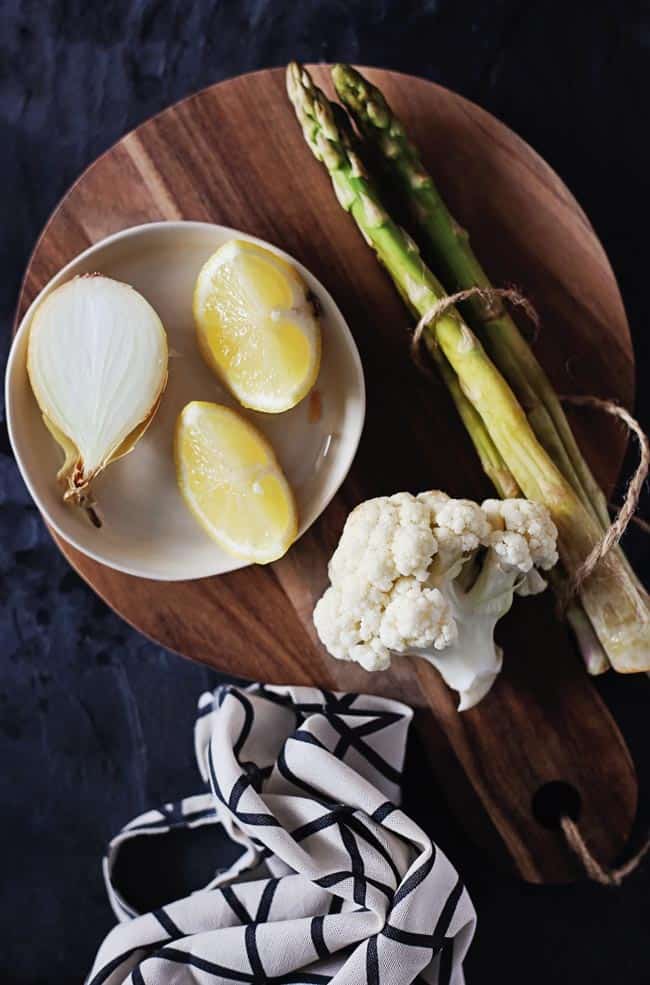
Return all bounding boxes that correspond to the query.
[1,1,649,983]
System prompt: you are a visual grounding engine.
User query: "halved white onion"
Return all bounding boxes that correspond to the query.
[27,274,168,521]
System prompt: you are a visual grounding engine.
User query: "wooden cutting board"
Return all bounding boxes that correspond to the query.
[15,65,638,883]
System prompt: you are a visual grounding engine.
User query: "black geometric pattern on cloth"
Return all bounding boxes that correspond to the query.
[87,683,476,985]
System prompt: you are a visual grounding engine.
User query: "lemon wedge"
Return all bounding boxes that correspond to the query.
[193,239,321,413]
[175,401,298,564]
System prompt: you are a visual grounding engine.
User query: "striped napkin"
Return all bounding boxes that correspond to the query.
[87,683,475,985]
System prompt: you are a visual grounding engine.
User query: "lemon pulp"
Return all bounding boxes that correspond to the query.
[193,240,321,413]
[175,401,297,564]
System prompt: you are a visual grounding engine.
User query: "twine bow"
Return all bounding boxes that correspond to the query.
[410,286,539,375]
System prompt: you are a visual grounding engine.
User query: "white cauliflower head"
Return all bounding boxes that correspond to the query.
[313,491,559,710]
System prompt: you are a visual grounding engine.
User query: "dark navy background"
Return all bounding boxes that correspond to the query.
[2,2,649,982]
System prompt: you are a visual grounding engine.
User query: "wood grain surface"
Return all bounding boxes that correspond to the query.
[15,65,638,883]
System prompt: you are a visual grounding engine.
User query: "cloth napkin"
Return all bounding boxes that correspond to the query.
[87,683,476,985]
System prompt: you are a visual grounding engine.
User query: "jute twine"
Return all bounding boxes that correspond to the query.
[561,816,650,886]
[558,395,650,610]
[413,285,650,885]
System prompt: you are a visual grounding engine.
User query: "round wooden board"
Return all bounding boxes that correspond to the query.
[16,66,637,883]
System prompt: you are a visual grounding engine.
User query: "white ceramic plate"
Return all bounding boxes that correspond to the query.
[6,222,366,580]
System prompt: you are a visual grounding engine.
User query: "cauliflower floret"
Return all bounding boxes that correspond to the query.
[389,490,433,525]
[483,498,558,570]
[435,498,492,554]
[392,523,437,580]
[348,639,391,673]
[389,492,438,579]
[313,584,391,670]
[416,489,450,517]
[488,530,534,573]
[329,499,394,590]
[379,578,457,653]
[329,494,438,589]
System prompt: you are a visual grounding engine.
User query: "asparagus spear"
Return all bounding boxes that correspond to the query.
[332,63,611,530]
[286,62,650,672]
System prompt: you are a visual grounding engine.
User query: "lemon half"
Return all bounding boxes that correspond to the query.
[175,401,298,564]
[193,240,321,413]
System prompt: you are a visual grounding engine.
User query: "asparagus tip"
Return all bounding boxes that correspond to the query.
[333,64,394,134]
[330,63,349,85]
[331,63,364,104]
[285,61,303,102]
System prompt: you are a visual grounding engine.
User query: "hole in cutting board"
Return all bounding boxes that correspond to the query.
[532,781,582,829]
